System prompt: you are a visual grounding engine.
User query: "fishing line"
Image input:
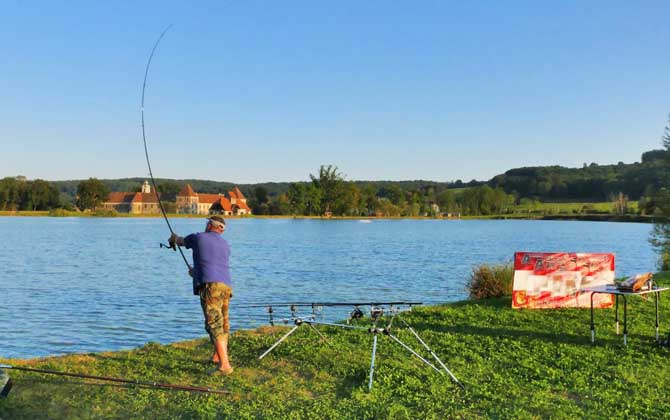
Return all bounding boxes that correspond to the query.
[140,24,192,273]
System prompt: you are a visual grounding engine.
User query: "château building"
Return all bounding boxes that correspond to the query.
[176,184,251,216]
[100,181,251,216]
[100,180,161,214]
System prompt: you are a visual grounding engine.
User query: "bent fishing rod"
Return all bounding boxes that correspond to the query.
[0,364,228,396]
[141,25,193,276]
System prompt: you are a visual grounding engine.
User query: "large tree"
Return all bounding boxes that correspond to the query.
[76,178,110,210]
[310,165,345,215]
[0,177,21,210]
[29,179,60,210]
[156,181,182,202]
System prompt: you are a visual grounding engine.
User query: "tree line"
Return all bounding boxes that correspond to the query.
[0,177,61,211]
[6,113,670,219]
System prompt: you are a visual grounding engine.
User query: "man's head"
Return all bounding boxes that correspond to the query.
[205,216,226,233]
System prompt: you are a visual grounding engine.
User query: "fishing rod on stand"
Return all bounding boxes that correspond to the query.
[245,301,464,391]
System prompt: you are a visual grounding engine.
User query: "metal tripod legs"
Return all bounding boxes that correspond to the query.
[258,324,300,360]
[368,332,378,391]
[258,318,332,360]
[367,323,464,391]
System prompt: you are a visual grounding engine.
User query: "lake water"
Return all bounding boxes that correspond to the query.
[0,217,657,359]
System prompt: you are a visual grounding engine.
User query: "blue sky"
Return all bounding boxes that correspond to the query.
[1,1,669,183]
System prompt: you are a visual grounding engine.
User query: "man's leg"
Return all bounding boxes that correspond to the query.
[202,283,233,374]
[213,285,232,372]
[213,334,232,372]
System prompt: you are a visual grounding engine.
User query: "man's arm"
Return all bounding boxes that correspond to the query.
[168,233,186,248]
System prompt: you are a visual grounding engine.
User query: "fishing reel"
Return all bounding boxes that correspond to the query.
[350,306,364,321]
[370,306,384,321]
[160,242,176,251]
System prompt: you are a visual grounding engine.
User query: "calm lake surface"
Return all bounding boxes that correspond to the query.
[0,217,656,359]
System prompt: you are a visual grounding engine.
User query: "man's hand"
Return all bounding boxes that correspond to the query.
[168,233,178,250]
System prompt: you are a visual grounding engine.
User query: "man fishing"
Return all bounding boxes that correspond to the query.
[169,215,233,375]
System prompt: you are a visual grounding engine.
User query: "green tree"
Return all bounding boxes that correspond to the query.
[384,185,406,208]
[275,193,292,215]
[333,182,361,216]
[76,178,110,210]
[310,165,345,215]
[650,188,670,270]
[436,190,457,214]
[29,179,60,210]
[459,188,480,215]
[359,184,377,216]
[156,181,181,201]
[0,177,21,210]
[306,183,323,215]
[254,187,269,205]
[287,183,308,215]
[250,186,270,215]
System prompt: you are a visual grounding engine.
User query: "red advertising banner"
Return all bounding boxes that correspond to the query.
[512,252,615,309]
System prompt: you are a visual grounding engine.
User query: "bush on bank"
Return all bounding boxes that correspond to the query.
[467,263,514,299]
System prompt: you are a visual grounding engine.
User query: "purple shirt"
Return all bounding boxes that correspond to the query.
[184,231,232,288]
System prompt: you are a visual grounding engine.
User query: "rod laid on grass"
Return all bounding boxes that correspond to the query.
[0,364,228,396]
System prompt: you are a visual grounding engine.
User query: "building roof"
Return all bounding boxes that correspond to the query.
[178,184,196,197]
[197,193,224,204]
[106,192,136,204]
[234,200,251,212]
[136,192,160,203]
[105,191,160,204]
[229,187,246,200]
[216,197,232,212]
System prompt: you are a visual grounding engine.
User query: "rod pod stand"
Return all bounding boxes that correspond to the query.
[258,305,366,360]
[366,312,465,391]
[258,316,333,360]
[366,326,441,390]
[396,316,465,389]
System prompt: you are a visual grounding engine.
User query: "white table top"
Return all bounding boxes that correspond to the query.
[579,284,670,296]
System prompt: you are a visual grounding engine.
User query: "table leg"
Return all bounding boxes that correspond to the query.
[655,291,660,341]
[623,295,628,346]
[615,294,619,335]
[590,292,595,343]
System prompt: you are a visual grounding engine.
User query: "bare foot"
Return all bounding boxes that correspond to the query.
[208,366,234,376]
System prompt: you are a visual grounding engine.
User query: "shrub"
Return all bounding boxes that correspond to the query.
[48,208,78,217]
[91,209,120,217]
[467,263,514,299]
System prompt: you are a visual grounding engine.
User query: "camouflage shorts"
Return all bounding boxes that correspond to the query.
[199,282,232,342]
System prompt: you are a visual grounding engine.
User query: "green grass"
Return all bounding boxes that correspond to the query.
[512,201,639,215]
[3,273,670,419]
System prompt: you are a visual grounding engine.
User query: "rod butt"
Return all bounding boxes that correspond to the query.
[0,372,12,397]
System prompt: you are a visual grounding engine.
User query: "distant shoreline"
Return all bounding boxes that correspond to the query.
[0,210,654,223]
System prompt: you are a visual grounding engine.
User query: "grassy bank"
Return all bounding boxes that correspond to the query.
[2,273,670,419]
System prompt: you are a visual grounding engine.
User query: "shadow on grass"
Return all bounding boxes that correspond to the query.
[407,320,627,347]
